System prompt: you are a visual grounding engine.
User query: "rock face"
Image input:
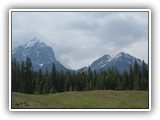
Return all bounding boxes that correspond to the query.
[78,52,143,73]
[12,37,68,72]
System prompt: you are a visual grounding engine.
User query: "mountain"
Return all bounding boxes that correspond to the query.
[78,52,143,73]
[90,54,111,70]
[12,37,144,73]
[12,37,68,72]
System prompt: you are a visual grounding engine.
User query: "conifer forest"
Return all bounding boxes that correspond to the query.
[12,57,149,94]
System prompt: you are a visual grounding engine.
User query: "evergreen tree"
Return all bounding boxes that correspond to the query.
[24,57,33,94]
[133,60,140,90]
[141,60,148,90]
[51,62,56,93]
[122,70,129,90]
[12,58,19,91]
[93,70,97,90]
[36,68,44,94]
[20,61,26,92]
[71,71,76,91]
[99,70,105,90]
[87,67,92,90]
[114,69,121,90]
[42,70,50,94]
[129,64,133,90]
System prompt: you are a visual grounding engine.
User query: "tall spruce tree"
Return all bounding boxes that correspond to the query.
[129,64,133,90]
[12,58,18,92]
[24,57,33,94]
[133,60,140,90]
[51,62,56,93]
[87,67,92,90]
[122,70,129,90]
[141,60,148,90]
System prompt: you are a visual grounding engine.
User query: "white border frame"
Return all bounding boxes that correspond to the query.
[9,9,151,111]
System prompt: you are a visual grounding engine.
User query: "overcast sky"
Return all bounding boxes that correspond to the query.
[12,11,148,69]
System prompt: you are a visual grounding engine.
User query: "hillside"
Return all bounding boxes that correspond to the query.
[12,90,148,109]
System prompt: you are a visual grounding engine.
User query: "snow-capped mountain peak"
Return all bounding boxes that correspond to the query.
[91,54,111,67]
[24,37,47,48]
[89,52,143,73]
[113,52,133,60]
[12,37,68,72]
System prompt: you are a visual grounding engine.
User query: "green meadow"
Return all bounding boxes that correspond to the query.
[12,90,148,109]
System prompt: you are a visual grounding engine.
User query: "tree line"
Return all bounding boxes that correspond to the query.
[12,57,149,94]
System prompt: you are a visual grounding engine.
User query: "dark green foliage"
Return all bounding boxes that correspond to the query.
[141,60,149,90]
[12,58,149,94]
[133,60,140,90]
[12,58,21,92]
[24,57,33,94]
[129,64,133,90]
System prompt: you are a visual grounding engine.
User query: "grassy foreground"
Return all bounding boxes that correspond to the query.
[12,90,148,109]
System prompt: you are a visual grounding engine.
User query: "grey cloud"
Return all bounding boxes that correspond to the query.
[64,20,99,32]
[95,14,148,47]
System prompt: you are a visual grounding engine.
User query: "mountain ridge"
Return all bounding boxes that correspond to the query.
[78,52,143,73]
[12,37,144,73]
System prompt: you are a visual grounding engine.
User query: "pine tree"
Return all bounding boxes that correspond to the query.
[20,61,25,92]
[42,69,49,94]
[122,70,129,90]
[141,60,148,90]
[24,57,33,94]
[114,69,121,90]
[71,71,76,91]
[93,70,97,90]
[129,64,133,90]
[99,70,105,90]
[51,62,56,93]
[64,71,71,91]
[87,67,92,90]
[36,68,43,94]
[133,60,140,90]
[12,58,19,92]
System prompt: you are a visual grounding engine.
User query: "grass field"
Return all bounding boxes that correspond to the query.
[12,90,148,109]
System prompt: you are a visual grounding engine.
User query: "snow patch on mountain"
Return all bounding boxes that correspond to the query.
[39,63,43,67]
[100,64,107,68]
